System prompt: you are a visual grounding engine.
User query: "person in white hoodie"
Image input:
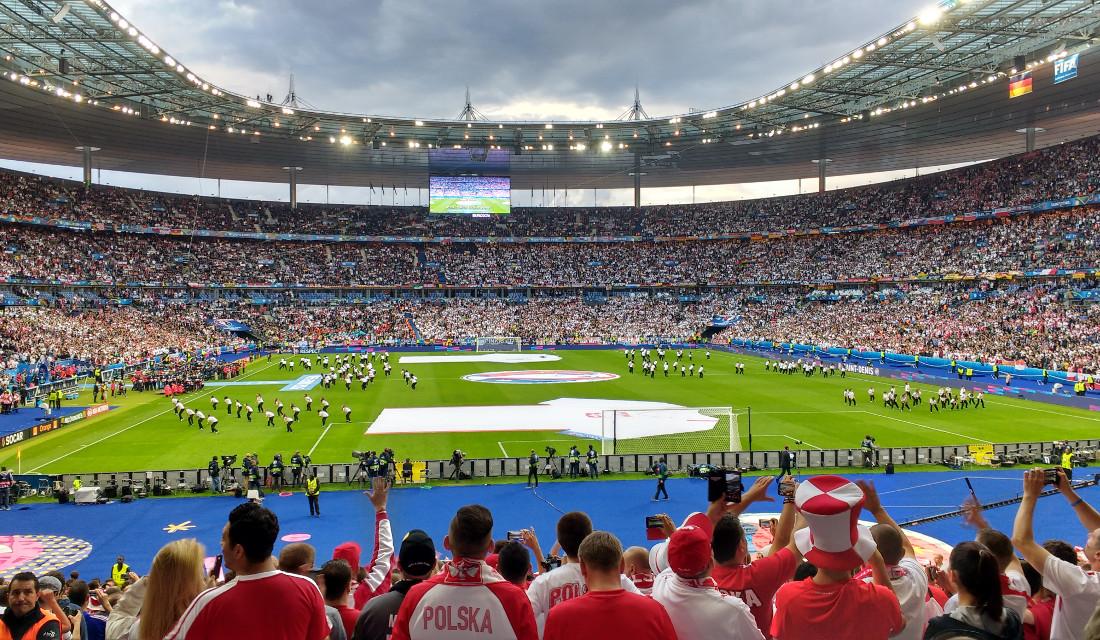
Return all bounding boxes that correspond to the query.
[651,523,763,640]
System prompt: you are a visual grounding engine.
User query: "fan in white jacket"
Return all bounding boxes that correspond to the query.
[650,525,763,640]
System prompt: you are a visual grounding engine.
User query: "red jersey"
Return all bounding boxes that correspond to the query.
[165,570,330,640]
[1024,597,1054,640]
[543,589,677,640]
[335,604,358,639]
[712,546,798,632]
[771,577,903,640]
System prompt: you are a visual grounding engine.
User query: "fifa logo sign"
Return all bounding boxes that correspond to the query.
[1053,54,1079,84]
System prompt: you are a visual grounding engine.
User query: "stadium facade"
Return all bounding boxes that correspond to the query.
[0,0,1098,200]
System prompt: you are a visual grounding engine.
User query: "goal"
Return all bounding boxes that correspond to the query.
[475,336,521,352]
[599,406,744,455]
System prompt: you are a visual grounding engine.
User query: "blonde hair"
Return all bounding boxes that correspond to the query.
[139,539,207,640]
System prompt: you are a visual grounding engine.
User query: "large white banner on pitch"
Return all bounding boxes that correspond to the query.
[367,397,717,439]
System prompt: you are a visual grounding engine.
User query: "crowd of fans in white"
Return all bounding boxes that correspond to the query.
[4,469,1100,640]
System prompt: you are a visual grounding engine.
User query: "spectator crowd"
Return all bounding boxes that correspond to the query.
[4,468,1099,640]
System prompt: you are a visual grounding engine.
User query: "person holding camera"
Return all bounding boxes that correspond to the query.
[527,450,539,488]
[1012,467,1100,640]
[449,450,465,481]
[208,456,221,493]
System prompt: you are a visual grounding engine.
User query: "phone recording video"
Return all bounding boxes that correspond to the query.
[646,515,666,540]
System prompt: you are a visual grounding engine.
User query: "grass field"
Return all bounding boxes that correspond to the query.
[2,349,1096,475]
[428,196,510,214]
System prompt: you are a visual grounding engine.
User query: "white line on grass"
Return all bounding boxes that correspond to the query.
[309,425,333,457]
[752,434,824,450]
[751,410,858,415]
[846,372,1100,424]
[859,410,994,445]
[497,441,509,457]
[28,358,282,473]
[984,399,1100,423]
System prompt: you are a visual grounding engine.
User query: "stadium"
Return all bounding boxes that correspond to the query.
[0,0,1099,638]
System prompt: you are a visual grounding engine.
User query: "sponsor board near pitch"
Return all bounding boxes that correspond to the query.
[0,403,110,449]
[840,363,881,376]
[462,370,620,384]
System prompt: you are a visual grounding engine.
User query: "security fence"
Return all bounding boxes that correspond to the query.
[50,438,1100,493]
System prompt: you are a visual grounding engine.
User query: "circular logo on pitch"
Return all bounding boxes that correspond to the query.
[463,370,620,384]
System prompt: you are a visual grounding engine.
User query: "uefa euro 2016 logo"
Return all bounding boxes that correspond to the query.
[462,370,620,384]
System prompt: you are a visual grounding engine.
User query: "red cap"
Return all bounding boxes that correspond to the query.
[667,525,712,577]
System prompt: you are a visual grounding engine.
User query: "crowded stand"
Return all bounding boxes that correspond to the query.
[0,204,1097,288]
[4,468,1100,639]
[0,281,1095,375]
[2,134,1100,238]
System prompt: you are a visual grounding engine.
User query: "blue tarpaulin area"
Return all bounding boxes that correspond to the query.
[2,469,1095,581]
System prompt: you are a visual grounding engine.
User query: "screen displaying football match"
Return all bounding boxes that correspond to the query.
[429,175,511,215]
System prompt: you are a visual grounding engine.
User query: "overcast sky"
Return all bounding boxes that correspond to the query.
[107,0,931,121]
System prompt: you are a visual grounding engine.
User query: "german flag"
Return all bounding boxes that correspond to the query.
[1009,72,1032,98]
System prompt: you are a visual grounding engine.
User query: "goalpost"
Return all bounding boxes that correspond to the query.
[599,406,746,455]
[474,336,522,352]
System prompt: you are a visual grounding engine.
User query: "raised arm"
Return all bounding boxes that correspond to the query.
[1056,468,1100,532]
[770,476,799,557]
[1011,468,1053,570]
[707,476,775,523]
[857,480,914,559]
[361,477,394,593]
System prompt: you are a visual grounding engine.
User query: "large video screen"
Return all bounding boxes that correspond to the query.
[429,176,511,215]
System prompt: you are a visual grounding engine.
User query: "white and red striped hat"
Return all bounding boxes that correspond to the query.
[794,475,876,572]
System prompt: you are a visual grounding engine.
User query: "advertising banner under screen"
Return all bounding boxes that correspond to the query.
[429,176,511,215]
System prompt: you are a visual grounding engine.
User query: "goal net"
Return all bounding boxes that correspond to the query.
[475,336,521,352]
[599,406,743,455]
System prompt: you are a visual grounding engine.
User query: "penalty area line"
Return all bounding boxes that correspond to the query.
[858,410,994,445]
[498,441,509,457]
[309,425,333,457]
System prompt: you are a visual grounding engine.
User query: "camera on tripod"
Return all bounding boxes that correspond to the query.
[451,449,466,465]
[544,446,557,458]
[352,450,370,462]
[221,455,237,467]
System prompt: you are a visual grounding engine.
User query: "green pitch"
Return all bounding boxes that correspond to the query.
[2,350,1094,475]
[428,196,510,214]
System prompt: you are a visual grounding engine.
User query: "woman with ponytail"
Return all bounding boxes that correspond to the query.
[925,541,1023,639]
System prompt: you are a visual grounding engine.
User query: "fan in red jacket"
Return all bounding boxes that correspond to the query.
[391,504,537,640]
[332,477,394,609]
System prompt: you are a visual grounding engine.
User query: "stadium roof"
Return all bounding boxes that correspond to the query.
[0,0,1098,190]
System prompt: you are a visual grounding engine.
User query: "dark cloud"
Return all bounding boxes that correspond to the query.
[111,0,930,120]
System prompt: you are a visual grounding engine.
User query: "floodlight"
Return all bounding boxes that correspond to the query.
[918,6,943,25]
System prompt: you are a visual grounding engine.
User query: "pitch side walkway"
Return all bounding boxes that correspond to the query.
[2,468,1096,580]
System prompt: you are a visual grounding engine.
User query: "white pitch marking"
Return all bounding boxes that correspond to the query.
[308,425,333,457]
[497,441,509,457]
[28,358,282,472]
[859,410,994,445]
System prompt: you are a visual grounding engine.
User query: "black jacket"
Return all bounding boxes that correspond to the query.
[924,609,1022,640]
[351,580,419,640]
